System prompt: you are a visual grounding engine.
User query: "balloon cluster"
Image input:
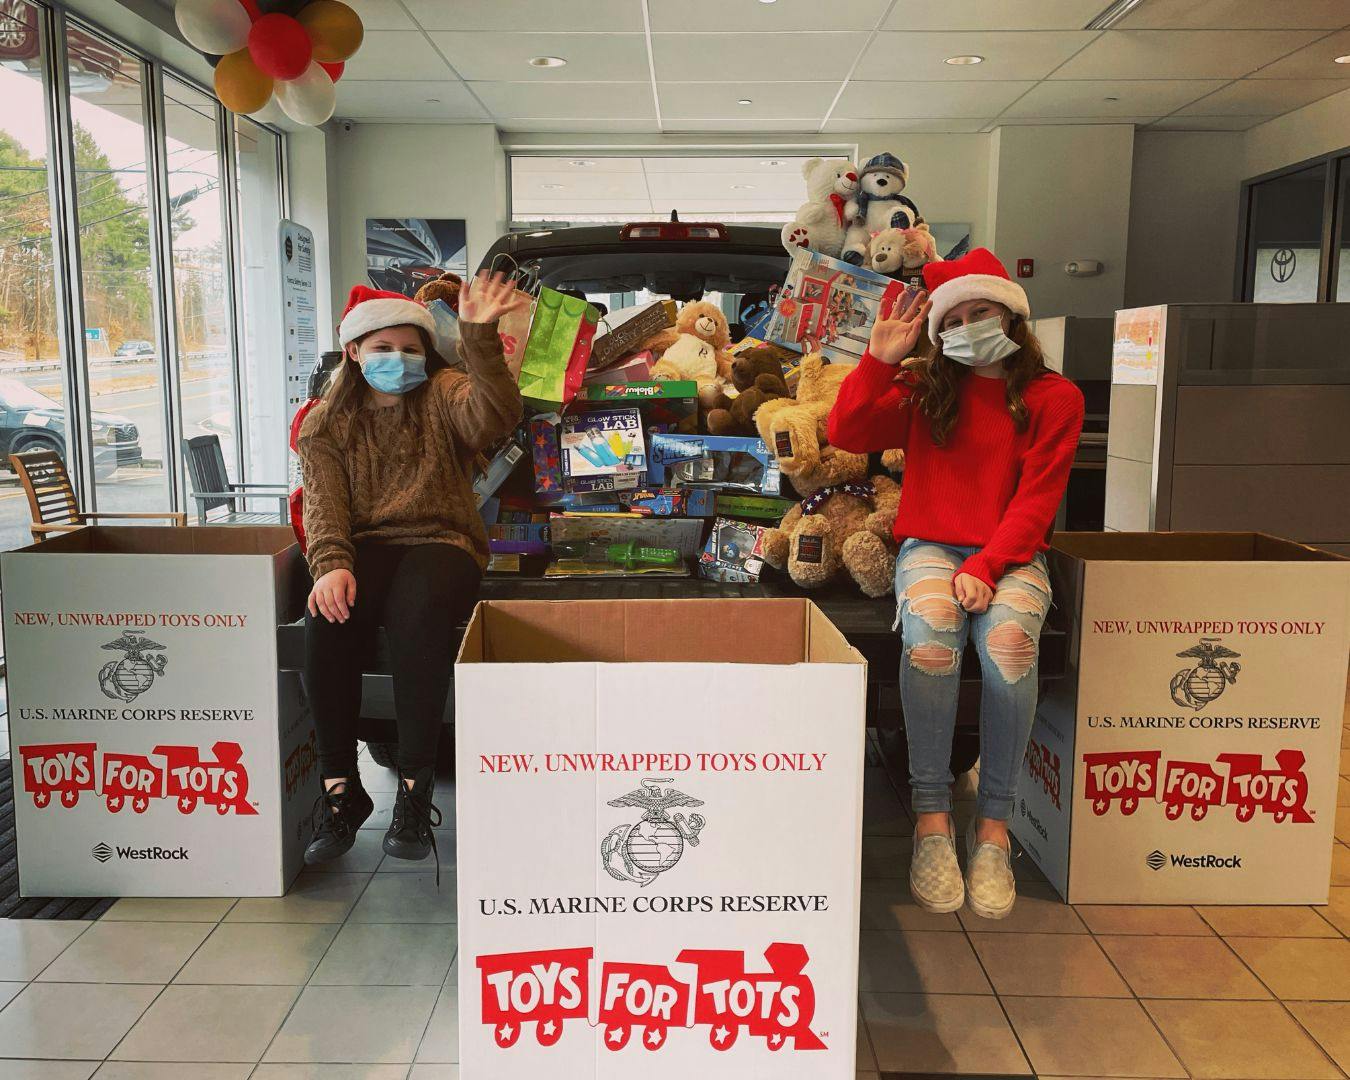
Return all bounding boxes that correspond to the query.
[174,0,363,126]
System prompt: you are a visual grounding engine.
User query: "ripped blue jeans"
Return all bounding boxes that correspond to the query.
[894,539,1051,821]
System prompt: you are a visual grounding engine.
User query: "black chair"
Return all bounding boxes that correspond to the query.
[182,434,288,525]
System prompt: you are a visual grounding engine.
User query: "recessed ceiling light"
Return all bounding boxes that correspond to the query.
[542,184,563,190]
[758,0,778,4]
[568,159,596,167]
[945,54,983,65]
[1335,54,1350,64]
[529,56,567,68]
[730,184,755,190]
[1103,95,1120,101]
[425,98,440,104]
[761,159,787,166]
[737,98,753,105]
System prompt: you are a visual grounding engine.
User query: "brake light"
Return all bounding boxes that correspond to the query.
[620,222,728,241]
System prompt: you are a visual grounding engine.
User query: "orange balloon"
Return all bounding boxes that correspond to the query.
[215,49,274,115]
[296,0,363,63]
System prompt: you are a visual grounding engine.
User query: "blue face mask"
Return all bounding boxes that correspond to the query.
[360,351,427,395]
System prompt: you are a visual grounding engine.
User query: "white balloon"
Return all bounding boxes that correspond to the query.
[275,62,336,127]
[175,0,251,56]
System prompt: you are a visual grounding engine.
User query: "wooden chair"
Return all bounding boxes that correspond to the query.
[10,449,186,543]
[182,434,288,526]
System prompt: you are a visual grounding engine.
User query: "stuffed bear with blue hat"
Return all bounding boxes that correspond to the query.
[841,153,920,266]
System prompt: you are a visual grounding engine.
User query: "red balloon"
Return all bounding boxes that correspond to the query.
[238,0,262,18]
[247,13,311,81]
[319,60,344,82]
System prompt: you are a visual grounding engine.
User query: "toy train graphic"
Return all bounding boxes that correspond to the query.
[476,942,827,1053]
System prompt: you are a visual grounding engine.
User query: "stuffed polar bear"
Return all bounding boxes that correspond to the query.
[780,158,859,260]
[842,152,920,266]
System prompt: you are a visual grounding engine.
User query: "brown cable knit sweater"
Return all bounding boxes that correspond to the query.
[298,319,523,579]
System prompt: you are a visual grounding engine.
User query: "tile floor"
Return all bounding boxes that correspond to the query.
[0,701,1347,1078]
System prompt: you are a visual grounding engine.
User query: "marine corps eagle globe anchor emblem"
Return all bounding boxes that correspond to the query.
[601,778,706,886]
[1170,638,1241,711]
[98,632,168,703]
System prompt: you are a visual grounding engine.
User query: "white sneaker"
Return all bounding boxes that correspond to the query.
[964,819,1016,920]
[909,828,964,913]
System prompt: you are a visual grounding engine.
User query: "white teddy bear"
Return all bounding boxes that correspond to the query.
[780,157,859,260]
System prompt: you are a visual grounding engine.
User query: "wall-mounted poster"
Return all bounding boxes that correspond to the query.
[365,218,468,298]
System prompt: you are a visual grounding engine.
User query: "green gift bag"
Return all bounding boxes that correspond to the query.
[517,287,600,413]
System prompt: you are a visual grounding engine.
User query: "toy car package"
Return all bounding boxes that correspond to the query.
[698,517,768,583]
[647,433,781,495]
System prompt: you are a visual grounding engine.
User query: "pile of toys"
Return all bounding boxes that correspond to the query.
[462,151,940,595]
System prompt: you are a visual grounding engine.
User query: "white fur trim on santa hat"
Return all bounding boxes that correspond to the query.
[338,296,436,347]
[927,274,1030,341]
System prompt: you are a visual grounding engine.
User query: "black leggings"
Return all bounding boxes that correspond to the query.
[304,541,481,777]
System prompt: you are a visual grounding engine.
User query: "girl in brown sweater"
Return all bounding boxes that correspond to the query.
[300,272,525,866]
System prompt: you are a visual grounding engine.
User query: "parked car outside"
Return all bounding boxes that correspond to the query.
[0,377,142,478]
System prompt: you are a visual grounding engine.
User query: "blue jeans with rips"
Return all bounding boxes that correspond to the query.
[893,538,1052,821]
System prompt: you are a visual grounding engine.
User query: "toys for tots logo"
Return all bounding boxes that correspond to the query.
[1023,739,1061,810]
[19,740,258,816]
[1082,747,1312,824]
[477,942,826,1054]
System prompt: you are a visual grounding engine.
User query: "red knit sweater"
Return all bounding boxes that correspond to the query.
[828,352,1085,589]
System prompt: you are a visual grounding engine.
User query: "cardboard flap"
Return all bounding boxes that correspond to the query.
[458,598,864,666]
[14,525,300,558]
[1052,531,1346,563]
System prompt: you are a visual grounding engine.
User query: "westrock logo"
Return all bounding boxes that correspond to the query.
[1083,748,1312,824]
[477,942,826,1053]
[1147,848,1242,871]
[19,741,258,816]
[98,632,168,703]
[1169,638,1241,710]
[91,842,113,863]
[601,778,706,886]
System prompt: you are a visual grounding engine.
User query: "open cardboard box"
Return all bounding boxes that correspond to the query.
[1,526,316,897]
[455,598,866,1077]
[1013,531,1349,904]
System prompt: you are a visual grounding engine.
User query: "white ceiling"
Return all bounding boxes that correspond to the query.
[315,0,1350,133]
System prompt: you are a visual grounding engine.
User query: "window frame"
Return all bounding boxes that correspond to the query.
[1235,145,1350,303]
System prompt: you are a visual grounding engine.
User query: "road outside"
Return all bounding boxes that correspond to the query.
[0,351,239,551]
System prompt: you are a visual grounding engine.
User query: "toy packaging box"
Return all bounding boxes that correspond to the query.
[560,407,646,495]
[647,433,782,495]
[625,487,716,518]
[580,350,653,386]
[766,248,907,365]
[472,439,526,509]
[578,380,698,435]
[588,299,676,370]
[549,512,706,560]
[698,517,768,583]
[715,492,796,523]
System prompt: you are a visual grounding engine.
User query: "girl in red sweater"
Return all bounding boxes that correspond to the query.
[829,248,1083,918]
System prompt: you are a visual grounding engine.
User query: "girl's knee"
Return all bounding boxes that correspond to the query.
[984,620,1038,684]
[906,640,961,676]
[899,557,963,634]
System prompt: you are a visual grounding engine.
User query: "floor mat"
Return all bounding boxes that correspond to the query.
[0,761,115,919]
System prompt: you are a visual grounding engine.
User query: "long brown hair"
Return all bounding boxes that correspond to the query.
[313,326,451,446]
[910,315,1048,446]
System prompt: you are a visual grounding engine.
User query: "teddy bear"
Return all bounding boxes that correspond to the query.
[868,222,940,280]
[412,270,462,311]
[780,157,859,260]
[754,352,902,597]
[650,332,732,409]
[704,343,793,436]
[842,153,919,265]
[640,299,732,363]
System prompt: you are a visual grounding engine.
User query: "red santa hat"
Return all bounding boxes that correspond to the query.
[922,248,1030,341]
[337,285,436,347]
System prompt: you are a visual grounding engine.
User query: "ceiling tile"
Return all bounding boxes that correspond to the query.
[402,0,644,32]
[1175,78,1349,116]
[660,81,837,120]
[1146,114,1268,130]
[1052,29,1326,79]
[855,31,1096,81]
[334,81,489,121]
[823,117,992,132]
[341,31,453,81]
[652,32,870,81]
[426,32,649,81]
[661,119,835,133]
[1249,30,1350,78]
[994,115,1154,125]
[1116,0,1350,29]
[497,119,663,133]
[1004,78,1226,117]
[882,0,1109,31]
[836,80,1036,118]
[650,0,890,32]
[471,81,656,120]
[344,0,416,31]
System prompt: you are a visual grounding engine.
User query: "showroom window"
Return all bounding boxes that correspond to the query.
[1238,149,1350,303]
[0,0,285,551]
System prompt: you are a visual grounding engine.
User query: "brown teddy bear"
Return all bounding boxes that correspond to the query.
[413,270,462,311]
[754,353,901,597]
[641,300,732,368]
[705,343,793,436]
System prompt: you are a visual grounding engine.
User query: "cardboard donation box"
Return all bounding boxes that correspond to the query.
[456,599,866,1079]
[0,527,318,897]
[1012,533,1350,905]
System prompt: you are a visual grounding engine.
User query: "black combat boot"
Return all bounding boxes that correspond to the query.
[383,767,442,879]
[304,778,374,864]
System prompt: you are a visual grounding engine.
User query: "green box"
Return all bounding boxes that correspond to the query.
[715,492,796,523]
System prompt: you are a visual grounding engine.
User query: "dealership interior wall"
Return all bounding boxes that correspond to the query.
[45,0,1350,454]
